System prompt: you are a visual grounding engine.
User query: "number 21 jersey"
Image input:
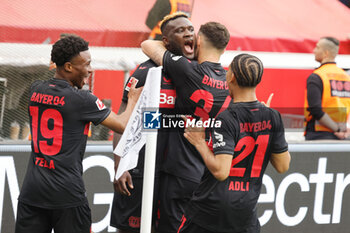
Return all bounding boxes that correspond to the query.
[186,101,288,232]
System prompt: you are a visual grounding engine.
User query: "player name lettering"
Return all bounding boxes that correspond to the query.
[35,157,55,169]
[31,92,65,106]
[228,181,249,192]
[202,75,228,90]
[240,120,272,133]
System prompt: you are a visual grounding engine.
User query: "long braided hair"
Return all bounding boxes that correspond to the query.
[230,53,264,87]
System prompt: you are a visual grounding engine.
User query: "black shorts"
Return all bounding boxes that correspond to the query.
[15,201,91,233]
[177,214,261,233]
[156,173,199,233]
[110,177,160,232]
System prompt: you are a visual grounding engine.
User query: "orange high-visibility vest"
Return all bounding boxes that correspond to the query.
[304,63,350,132]
[149,0,192,39]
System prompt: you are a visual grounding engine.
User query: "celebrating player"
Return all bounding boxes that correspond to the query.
[142,21,232,232]
[179,54,291,233]
[15,36,141,233]
[110,12,196,233]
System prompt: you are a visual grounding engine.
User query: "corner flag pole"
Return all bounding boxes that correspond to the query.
[140,67,162,233]
[140,132,158,233]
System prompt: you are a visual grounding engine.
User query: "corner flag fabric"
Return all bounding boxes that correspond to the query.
[114,66,162,180]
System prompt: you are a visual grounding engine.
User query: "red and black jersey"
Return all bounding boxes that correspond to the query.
[162,51,232,183]
[122,59,176,177]
[19,78,111,209]
[186,101,288,232]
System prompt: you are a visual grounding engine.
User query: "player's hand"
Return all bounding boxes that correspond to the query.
[113,171,134,196]
[261,93,274,107]
[182,116,206,147]
[127,79,143,103]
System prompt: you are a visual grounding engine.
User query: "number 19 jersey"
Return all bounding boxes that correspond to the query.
[19,78,111,209]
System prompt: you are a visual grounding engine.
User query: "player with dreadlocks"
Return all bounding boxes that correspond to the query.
[110,12,196,233]
[179,54,291,233]
[15,35,141,233]
[142,21,232,233]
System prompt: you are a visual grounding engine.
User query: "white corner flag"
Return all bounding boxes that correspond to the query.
[114,66,162,180]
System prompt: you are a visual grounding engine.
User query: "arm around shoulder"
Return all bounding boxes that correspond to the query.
[270,150,291,174]
[141,40,166,66]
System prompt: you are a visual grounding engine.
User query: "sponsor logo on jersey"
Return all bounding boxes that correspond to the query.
[163,76,172,84]
[171,55,182,61]
[95,99,106,110]
[125,77,139,91]
[143,110,161,129]
[159,89,176,108]
[214,131,223,142]
[330,79,350,97]
[213,131,226,148]
[138,66,147,70]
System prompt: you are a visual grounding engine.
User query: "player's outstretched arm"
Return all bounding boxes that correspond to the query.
[270,151,291,173]
[100,80,142,133]
[141,40,166,66]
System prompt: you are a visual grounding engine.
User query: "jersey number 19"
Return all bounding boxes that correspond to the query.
[29,106,63,156]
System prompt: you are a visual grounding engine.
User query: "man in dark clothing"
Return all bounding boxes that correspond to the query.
[142,21,232,233]
[15,36,141,233]
[179,54,291,233]
[304,37,350,140]
[110,12,196,233]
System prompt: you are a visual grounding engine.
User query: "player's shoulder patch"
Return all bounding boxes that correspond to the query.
[213,130,226,149]
[125,77,139,91]
[95,98,106,110]
[171,54,183,61]
[214,131,224,142]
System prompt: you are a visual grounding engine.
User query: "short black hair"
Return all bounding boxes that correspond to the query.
[230,53,264,87]
[160,12,189,34]
[322,36,339,46]
[199,22,230,50]
[51,36,89,67]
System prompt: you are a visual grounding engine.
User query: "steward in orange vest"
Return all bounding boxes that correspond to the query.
[304,37,350,140]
